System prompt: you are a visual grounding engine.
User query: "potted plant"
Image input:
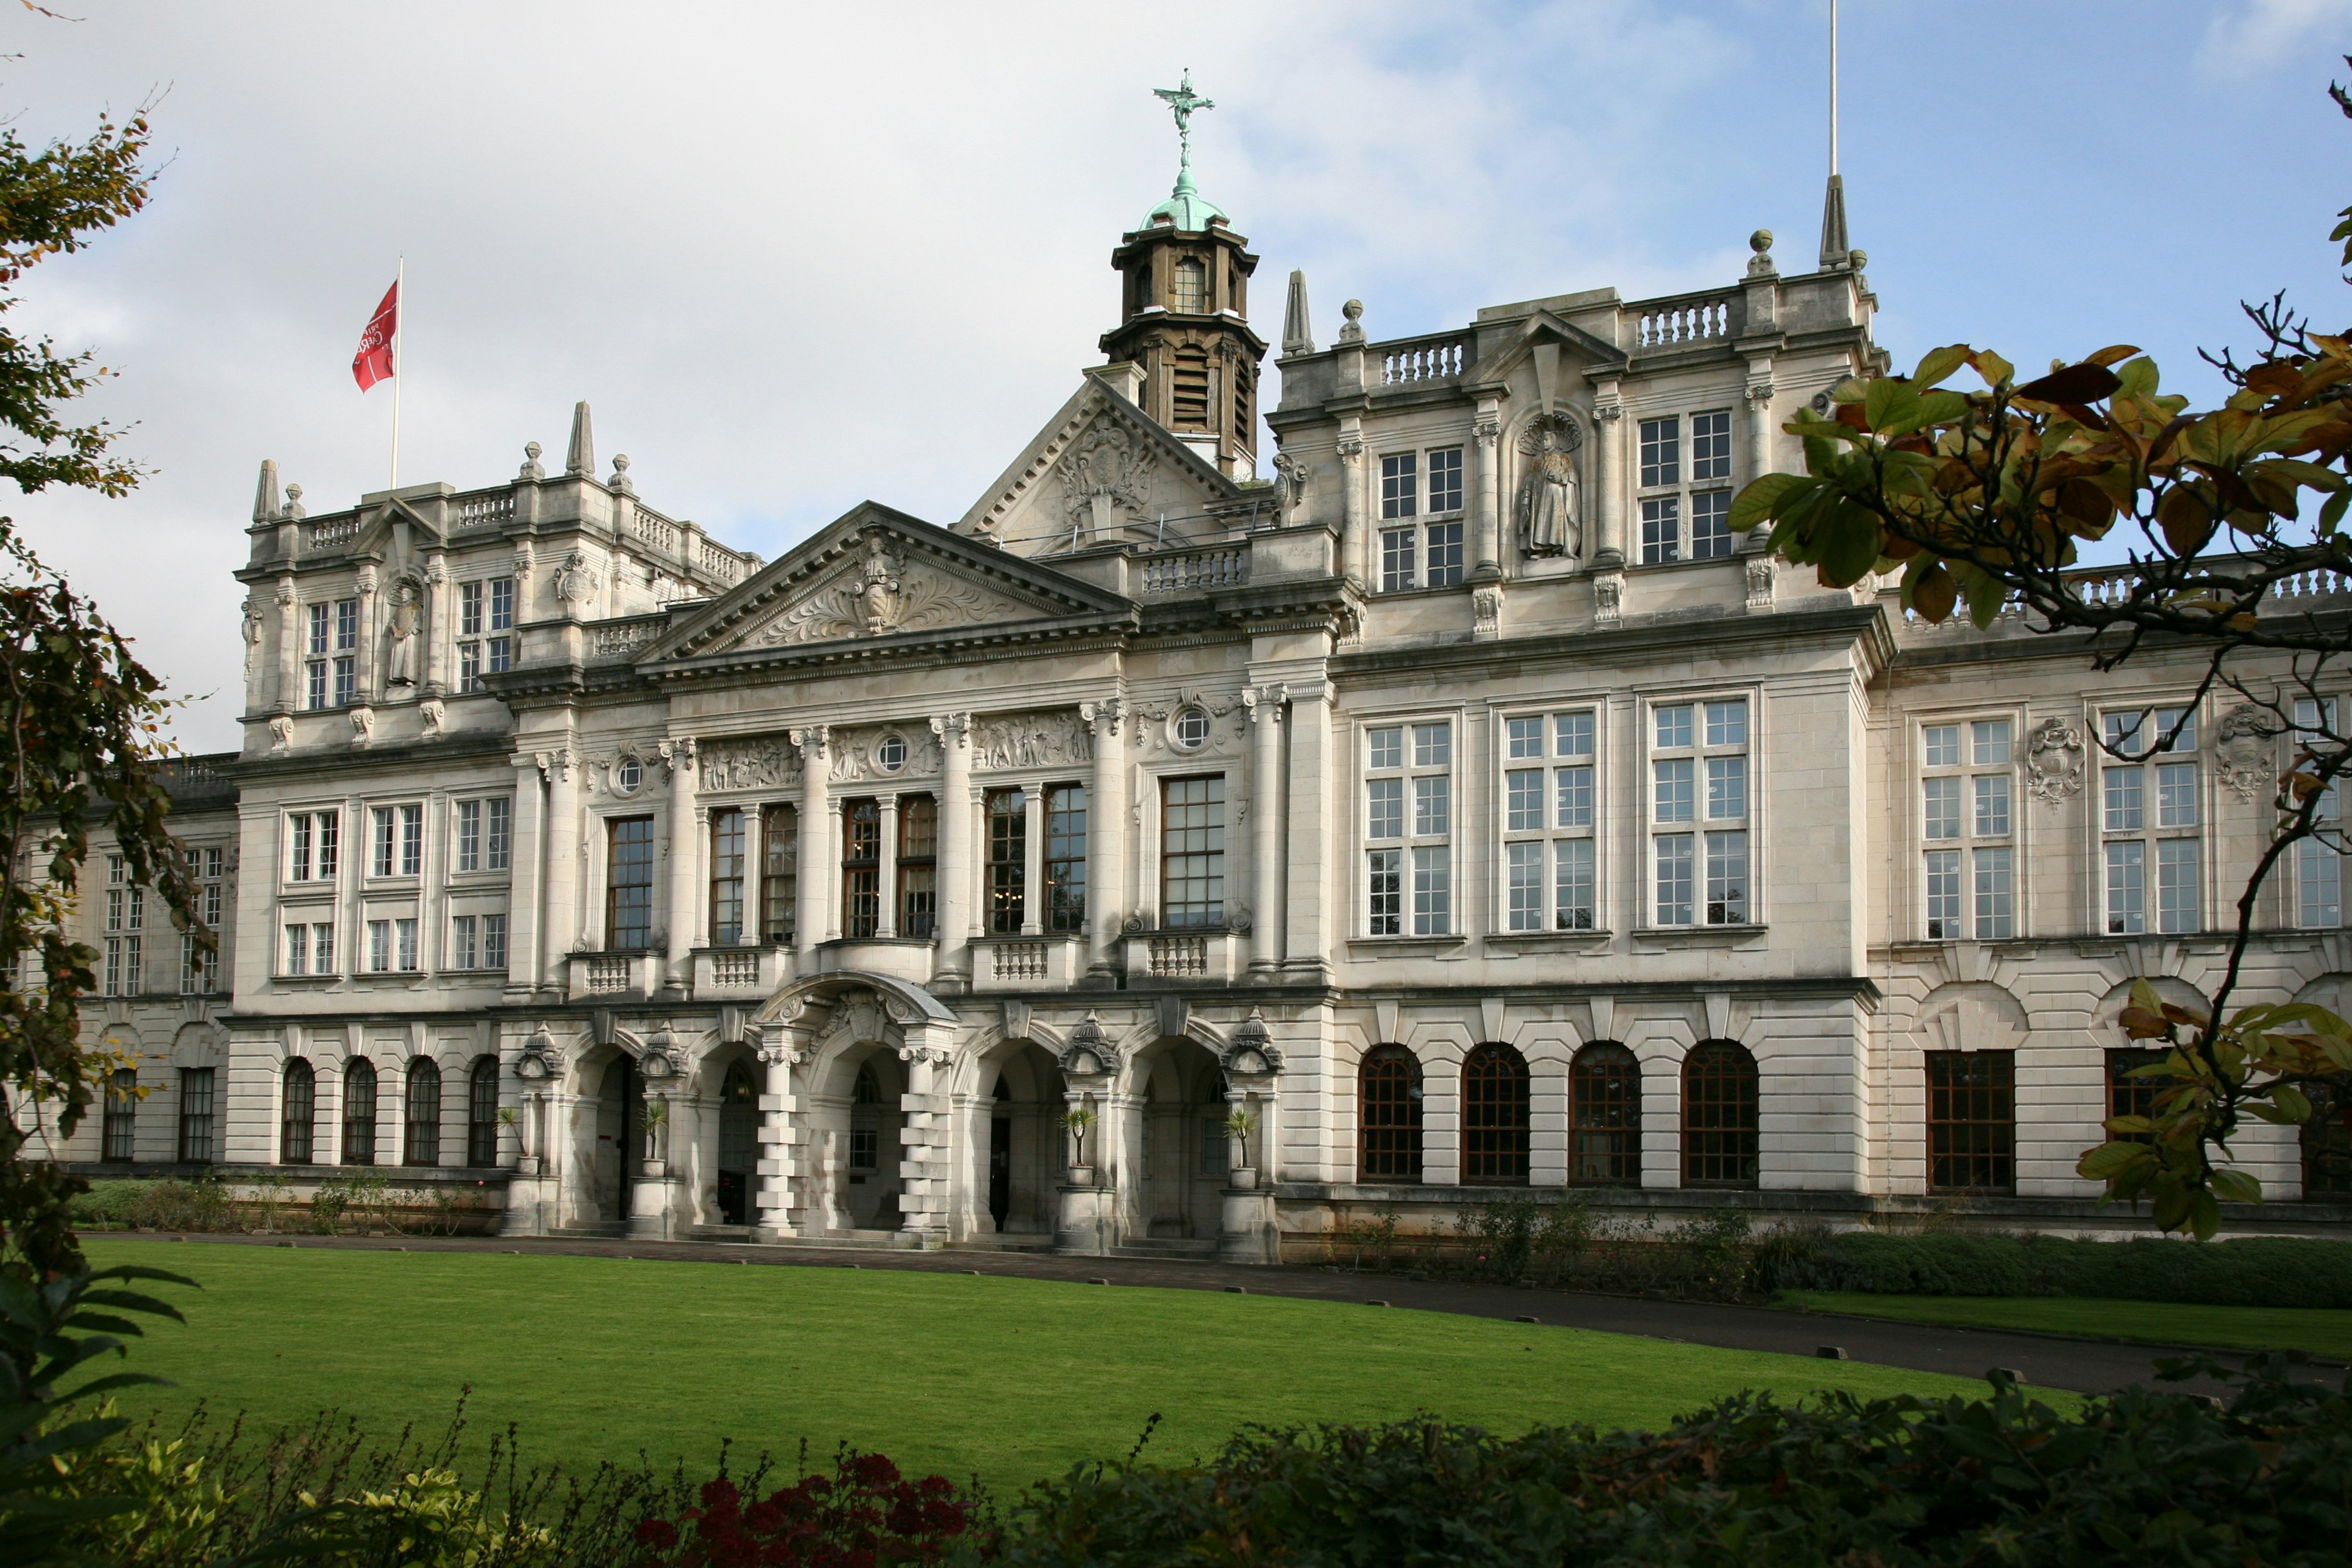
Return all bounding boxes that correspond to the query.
[1061,1105,1097,1185]
[640,1097,669,1178]
[1224,1107,1260,1189]
[497,1104,531,1174]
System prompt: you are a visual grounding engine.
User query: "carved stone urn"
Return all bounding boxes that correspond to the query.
[1228,1166,1259,1191]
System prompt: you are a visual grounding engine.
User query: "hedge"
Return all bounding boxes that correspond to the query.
[1772,1232,2352,1308]
[972,1361,2351,1567]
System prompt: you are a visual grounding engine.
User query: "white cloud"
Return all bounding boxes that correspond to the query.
[2199,0,2352,77]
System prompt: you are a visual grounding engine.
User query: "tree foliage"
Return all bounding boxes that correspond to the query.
[1731,63,2352,1237]
[0,105,205,1281]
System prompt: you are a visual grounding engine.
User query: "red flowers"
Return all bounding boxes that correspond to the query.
[630,1451,980,1567]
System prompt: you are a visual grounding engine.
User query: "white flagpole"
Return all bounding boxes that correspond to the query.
[389,255,405,489]
[1829,0,1840,178]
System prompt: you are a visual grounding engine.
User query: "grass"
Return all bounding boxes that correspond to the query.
[92,1239,2064,1494]
[1780,1291,2352,1359]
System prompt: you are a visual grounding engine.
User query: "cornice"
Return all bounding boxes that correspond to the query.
[1331,600,1891,681]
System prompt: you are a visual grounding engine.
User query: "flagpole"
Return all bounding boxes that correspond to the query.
[1829,0,1839,179]
[389,255,404,490]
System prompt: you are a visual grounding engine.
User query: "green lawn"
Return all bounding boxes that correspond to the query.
[93,1241,2056,1493]
[1780,1291,2352,1359]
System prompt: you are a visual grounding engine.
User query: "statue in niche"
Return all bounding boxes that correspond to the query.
[1515,417,1581,559]
[855,531,904,636]
[384,580,422,687]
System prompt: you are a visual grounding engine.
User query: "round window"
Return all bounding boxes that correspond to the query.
[1174,707,1210,750]
[877,733,908,772]
[616,759,642,793]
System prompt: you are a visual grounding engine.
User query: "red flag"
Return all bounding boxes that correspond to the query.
[352,280,398,391]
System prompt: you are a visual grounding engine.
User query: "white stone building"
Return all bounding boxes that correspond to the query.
[41,156,2352,1253]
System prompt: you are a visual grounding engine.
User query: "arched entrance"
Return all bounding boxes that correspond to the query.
[806,1047,906,1232]
[589,1054,645,1223]
[1131,1037,1227,1242]
[973,1040,1065,1235]
[714,1059,758,1227]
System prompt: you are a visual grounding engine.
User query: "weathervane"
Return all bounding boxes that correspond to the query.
[1153,69,1214,180]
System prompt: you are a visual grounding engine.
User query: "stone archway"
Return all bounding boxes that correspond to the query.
[1127,1036,1228,1246]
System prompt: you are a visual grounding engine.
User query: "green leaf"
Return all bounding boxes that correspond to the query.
[1911,344,1972,389]
[2188,1189,2223,1239]
[1970,349,2014,389]
[1816,502,1885,586]
[2273,1084,2314,1122]
[1864,375,1915,432]
[1829,376,1869,404]
[2078,1140,2151,1179]
[1915,390,1970,426]
[2116,356,2161,398]
[1728,472,1816,532]
[1959,563,2008,629]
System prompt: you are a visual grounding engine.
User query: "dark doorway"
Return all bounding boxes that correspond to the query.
[594,1056,644,1221]
[716,1061,757,1226]
[989,1116,1012,1230]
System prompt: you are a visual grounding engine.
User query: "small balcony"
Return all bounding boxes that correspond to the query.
[568,951,659,1000]
[1123,928,1240,985]
[972,935,1085,993]
[694,945,795,997]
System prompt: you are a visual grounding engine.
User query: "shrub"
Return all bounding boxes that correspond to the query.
[633,1452,983,1567]
[976,1359,2352,1567]
[64,1174,235,1232]
[1813,1231,2352,1307]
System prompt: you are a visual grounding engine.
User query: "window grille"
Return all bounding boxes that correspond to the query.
[1682,1041,1758,1186]
[710,807,746,945]
[985,789,1026,934]
[404,1058,441,1166]
[103,1068,136,1162]
[1921,718,2015,939]
[1926,1050,2014,1192]
[840,799,881,939]
[1358,1045,1424,1182]
[1461,1043,1531,1184]
[1569,1042,1641,1184]
[2102,706,2201,935]
[897,794,938,938]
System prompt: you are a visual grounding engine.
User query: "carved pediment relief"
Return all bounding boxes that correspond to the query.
[698,735,804,794]
[723,531,1048,652]
[970,710,1093,773]
[958,380,1242,555]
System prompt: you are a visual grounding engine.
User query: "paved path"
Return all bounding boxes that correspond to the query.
[157,1231,2265,1397]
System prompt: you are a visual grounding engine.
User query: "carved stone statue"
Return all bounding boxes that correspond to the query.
[384,581,422,687]
[855,531,903,636]
[241,601,264,673]
[1516,419,1581,558]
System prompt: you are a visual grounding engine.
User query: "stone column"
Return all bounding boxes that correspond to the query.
[423,553,448,695]
[875,794,900,938]
[1081,700,1125,982]
[1592,384,1626,566]
[1020,786,1044,936]
[752,1032,806,1241]
[506,753,545,1000]
[663,737,697,991]
[1284,680,1334,979]
[1337,430,1367,590]
[273,575,298,714]
[791,726,829,961]
[1247,684,1286,974]
[539,747,580,989]
[931,714,972,987]
[896,1033,955,1244]
[1471,400,1504,581]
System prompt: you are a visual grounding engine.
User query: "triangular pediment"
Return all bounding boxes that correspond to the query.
[955,375,1248,557]
[1465,310,1628,390]
[650,503,1133,665]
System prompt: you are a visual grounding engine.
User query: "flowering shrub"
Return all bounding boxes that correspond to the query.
[632,1451,983,1567]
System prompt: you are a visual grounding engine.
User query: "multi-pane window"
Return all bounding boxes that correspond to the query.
[449,912,508,972]
[841,799,882,940]
[1461,1043,1531,1184]
[985,789,1025,935]
[1651,698,1749,926]
[178,1066,216,1164]
[896,794,938,939]
[2107,1046,2169,1142]
[1161,774,1227,928]
[458,577,516,694]
[1568,1042,1642,1184]
[467,1058,500,1167]
[181,845,223,995]
[342,1059,377,1166]
[1364,722,1450,935]
[103,1068,136,1162]
[306,602,330,709]
[2295,698,2347,927]
[1358,1046,1424,1182]
[1376,447,1465,591]
[288,810,339,882]
[605,817,654,949]
[103,854,142,997]
[280,1059,314,1164]
[1044,785,1086,934]
[365,917,419,973]
[304,597,359,708]
[1926,1050,2015,1192]
[1500,709,1598,932]
[370,804,423,878]
[1683,1041,1760,1186]
[453,798,511,874]
[1921,718,2015,940]
[1637,412,1733,563]
[761,803,799,944]
[333,598,357,707]
[282,920,334,976]
[404,1058,440,1166]
[2102,706,2201,935]
[710,807,747,945]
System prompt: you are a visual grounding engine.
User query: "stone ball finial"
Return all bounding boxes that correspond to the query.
[1341,298,1363,321]
[1750,228,1773,255]
[284,483,302,502]
[612,453,630,472]
[1850,248,1868,270]
[525,440,542,460]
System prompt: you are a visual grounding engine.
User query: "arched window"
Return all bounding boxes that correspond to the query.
[103,1066,136,1163]
[2305,1080,2352,1198]
[1682,1041,1758,1187]
[1358,1046,1424,1182]
[281,1058,316,1165]
[343,1059,378,1166]
[466,1057,500,1167]
[404,1058,442,1167]
[1569,1041,1641,1185]
[1462,1043,1531,1185]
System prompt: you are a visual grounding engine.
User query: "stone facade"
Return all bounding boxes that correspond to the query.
[36,188,2352,1254]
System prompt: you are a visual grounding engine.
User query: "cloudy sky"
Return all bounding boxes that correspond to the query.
[10,0,2351,750]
